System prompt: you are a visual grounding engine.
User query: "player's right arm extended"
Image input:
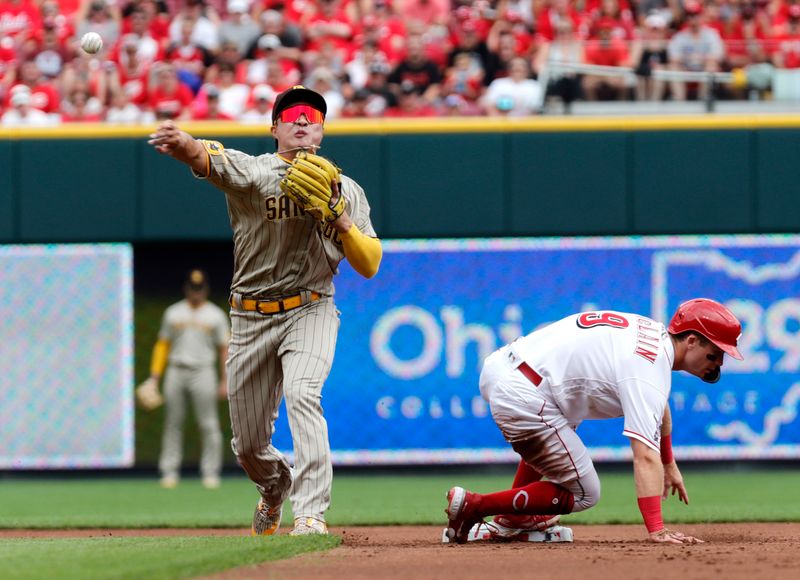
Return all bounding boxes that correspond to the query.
[149,338,171,381]
[631,439,703,544]
[148,121,209,176]
[660,406,689,504]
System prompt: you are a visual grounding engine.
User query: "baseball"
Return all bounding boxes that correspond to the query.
[80,32,103,54]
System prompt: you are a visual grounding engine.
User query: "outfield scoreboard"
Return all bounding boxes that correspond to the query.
[272,234,800,465]
[0,244,133,468]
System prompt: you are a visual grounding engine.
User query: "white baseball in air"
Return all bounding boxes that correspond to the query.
[80,32,103,54]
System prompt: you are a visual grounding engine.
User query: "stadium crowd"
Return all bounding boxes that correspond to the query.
[2,0,800,125]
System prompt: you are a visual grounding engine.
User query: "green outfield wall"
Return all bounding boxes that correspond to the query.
[1,115,799,243]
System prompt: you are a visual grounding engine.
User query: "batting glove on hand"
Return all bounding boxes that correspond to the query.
[280,151,346,223]
[136,378,164,411]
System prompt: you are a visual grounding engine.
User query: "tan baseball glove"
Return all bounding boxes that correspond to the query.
[135,378,164,411]
[280,151,346,223]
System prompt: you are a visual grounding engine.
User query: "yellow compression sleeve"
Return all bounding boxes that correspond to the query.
[340,225,382,278]
[150,339,171,378]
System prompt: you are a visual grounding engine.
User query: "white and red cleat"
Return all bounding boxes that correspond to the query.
[444,486,484,544]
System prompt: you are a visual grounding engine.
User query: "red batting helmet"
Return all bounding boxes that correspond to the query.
[667,298,743,360]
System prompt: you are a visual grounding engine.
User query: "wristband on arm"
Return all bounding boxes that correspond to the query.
[660,433,674,464]
[637,496,665,533]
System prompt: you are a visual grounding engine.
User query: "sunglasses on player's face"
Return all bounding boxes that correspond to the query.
[276,104,325,124]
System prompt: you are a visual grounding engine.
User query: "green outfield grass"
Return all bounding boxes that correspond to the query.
[1,468,798,579]
[0,535,340,580]
[1,468,799,529]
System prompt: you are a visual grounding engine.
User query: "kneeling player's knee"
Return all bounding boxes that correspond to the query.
[570,472,601,513]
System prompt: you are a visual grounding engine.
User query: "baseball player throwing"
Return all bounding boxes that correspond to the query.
[148,86,382,536]
[138,269,229,489]
[445,298,743,544]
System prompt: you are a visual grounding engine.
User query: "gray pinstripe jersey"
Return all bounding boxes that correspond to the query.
[196,141,377,297]
[158,299,230,367]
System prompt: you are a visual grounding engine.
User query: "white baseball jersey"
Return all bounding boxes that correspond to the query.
[510,311,674,452]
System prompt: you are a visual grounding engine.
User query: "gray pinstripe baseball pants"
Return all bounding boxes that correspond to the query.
[226,298,338,520]
[159,365,223,481]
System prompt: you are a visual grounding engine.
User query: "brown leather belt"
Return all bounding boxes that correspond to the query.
[229,292,321,315]
[518,361,542,387]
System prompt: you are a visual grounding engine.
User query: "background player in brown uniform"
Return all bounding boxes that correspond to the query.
[147,86,382,536]
[138,269,230,490]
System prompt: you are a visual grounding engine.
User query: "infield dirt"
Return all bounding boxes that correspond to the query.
[5,523,799,579]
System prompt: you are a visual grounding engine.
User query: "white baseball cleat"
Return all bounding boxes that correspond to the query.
[441,522,573,544]
[488,514,562,538]
[290,517,328,536]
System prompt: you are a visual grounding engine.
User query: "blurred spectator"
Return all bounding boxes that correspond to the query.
[245,33,301,88]
[486,11,536,81]
[10,60,60,115]
[1,85,54,126]
[208,60,249,117]
[114,33,151,105]
[32,19,71,80]
[635,0,675,28]
[362,59,397,112]
[341,86,372,117]
[668,1,725,100]
[388,32,442,101]
[147,62,193,119]
[252,0,306,25]
[0,34,17,93]
[246,8,303,60]
[721,2,770,71]
[0,0,42,45]
[582,4,634,100]
[536,0,582,42]
[396,0,450,31]
[773,4,800,68]
[105,87,147,122]
[165,16,212,93]
[305,66,344,118]
[447,18,492,87]
[37,0,76,47]
[303,0,355,62]
[345,39,390,90]
[359,0,408,65]
[61,83,104,121]
[536,17,584,108]
[207,40,247,82]
[482,55,542,115]
[496,0,536,28]
[238,82,273,123]
[587,0,637,40]
[74,0,122,52]
[219,0,261,57]
[121,0,172,46]
[168,0,221,54]
[192,83,234,119]
[384,78,438,115]
[631,12,670,101]
[114,8,162,65]
[441,51,485,104]
[771,0,800,36]
[61,49,112,108]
